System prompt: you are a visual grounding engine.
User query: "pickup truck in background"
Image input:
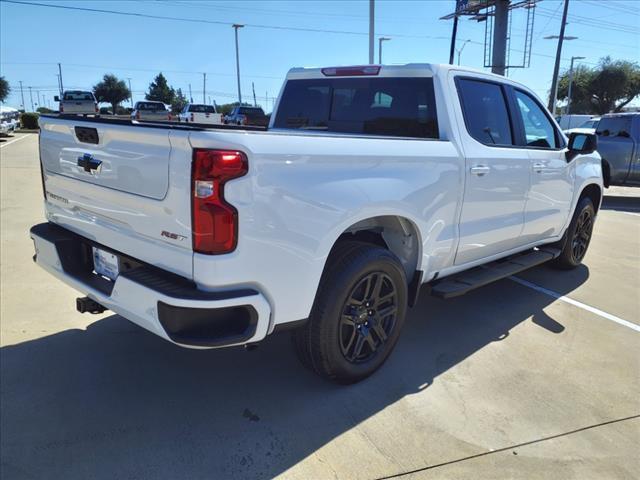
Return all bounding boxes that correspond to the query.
[596,113,639,187]
[32,64,603,383]
[179,103,224,125]
[224,106,269,126]
[54,90,99,115]
[131,101,172,122]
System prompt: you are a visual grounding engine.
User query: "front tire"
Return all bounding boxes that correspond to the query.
[293,241,408,384]
[551,196,596,270]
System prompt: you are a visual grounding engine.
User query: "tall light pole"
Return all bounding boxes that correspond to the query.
[127,78,133,106]
[28,86,34,112]
[456,39,471,65]
[58,62,64,95]
[378,36,390,64]
[369,0,375,64]
[232,24,244,104]
[202,72,207,104]
[18,81,25,110]
[546,0,571,113]
[566,56,585,115]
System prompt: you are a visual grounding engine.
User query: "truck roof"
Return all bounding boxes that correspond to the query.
[285,63,538,94]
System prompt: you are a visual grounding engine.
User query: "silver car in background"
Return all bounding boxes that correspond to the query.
[0,106,20,136]
[55,91,98,115]
[131,101,172,122]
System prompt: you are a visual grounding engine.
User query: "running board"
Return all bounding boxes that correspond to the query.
[430,248,561,299]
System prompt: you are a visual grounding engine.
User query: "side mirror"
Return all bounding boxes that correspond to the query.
[54,95,60,102]
[566,132,597,162]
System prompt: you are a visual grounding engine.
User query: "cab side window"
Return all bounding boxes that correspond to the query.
[513,90,558,149]
[457,78,513,146]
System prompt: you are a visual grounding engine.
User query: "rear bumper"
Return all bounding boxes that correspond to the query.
[30,222,271,348]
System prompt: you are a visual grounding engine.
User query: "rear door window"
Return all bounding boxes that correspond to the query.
[456,78,513,146]
[64,92,94,101]
[188,105,216,113]
[596,116,632,138]
[273,77,439,139]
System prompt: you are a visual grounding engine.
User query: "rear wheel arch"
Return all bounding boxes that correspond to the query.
[328,215,422,286]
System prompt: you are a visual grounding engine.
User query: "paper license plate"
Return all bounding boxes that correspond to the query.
[92,247,119,281]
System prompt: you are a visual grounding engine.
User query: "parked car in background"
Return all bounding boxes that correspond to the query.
[596,113,639,187]
[131,101,172,121]
[564,117,600,136]
[179,103,223,124]
[0,106,20,136]
[33,63,603,384]
[55,90,98,115]
[224,106,269,126]
[556,114,594,131]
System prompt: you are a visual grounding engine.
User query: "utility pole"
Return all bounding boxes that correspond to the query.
[202,72,206,104]
[208,96,212,105]
[369,0,375,64]
[265,91,268,111]
[252,82,257,107]
[127,78,133,106]
[28,86,34,112]
[566,55,585,115]
[58,63,64,94]
[18,81,25,110]
[188,83,193,103]
[378,37,390,64]
[548,0,570,113]
[491,0,509,76]
[233,24,244,104]
[36,90,41,109]
[448,15,459,65]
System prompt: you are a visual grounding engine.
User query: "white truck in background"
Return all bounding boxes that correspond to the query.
[32,64,602,383]
[178,103,224,125]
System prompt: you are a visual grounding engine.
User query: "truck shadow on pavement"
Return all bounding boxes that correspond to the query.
[601,194,640,214]
[0,266,589,480]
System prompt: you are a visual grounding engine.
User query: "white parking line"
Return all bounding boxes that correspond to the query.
[0,134,31,149]
[510,276,640,333]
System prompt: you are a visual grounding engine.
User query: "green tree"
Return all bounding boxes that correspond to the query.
[557,57,640,115]
[0,76,10,103]
[171,88,188,113]
[146,73,175,105]
[93,74,131,114]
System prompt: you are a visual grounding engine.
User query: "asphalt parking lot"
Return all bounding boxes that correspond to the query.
[1,132,638,479]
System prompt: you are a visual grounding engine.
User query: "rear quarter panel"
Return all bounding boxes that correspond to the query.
[189,130,463,326]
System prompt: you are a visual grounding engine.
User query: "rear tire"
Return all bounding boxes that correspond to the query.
[292,241,408,384]
[550,196,595,270]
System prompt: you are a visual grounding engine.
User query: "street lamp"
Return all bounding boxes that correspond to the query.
[233,24,245,105]
[378,36,391,64]
[545,35,578,115]
[456,39,471,66]
[566,56,585,115]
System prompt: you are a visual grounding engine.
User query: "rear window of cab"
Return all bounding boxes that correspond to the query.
[273,77,439,139]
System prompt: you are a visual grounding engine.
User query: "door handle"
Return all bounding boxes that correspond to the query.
[532,162,545,173]
[470,165,490,176]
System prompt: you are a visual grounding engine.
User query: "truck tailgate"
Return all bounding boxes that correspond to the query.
[39,116,194,279]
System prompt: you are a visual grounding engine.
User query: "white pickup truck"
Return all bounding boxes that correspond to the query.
[32,64,602,383]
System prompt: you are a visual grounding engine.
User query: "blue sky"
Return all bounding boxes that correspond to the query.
[1,0,638,112]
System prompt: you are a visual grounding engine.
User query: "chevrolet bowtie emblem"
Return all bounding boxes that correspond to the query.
[77,153,102,173]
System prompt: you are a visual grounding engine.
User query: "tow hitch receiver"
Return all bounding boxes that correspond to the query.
[76,296,107,314]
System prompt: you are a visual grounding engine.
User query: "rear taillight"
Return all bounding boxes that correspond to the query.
[321,66,381,76]
[168,113,173,121]
[59,104,64,113]
[191,113,194,122]
[135,111,140,120]
[95,103,99,113]
[242,116,248,125]
[191,149,248,254]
